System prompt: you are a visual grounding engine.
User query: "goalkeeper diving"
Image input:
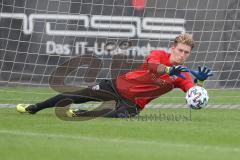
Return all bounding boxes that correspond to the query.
[17,33,213,118]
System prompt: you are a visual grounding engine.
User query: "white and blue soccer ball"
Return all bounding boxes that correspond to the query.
[186,86,209,109]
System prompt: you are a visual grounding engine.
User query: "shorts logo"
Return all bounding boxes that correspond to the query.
[92,85,100,90]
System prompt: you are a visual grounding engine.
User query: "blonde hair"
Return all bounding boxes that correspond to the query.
[173,33,195,49]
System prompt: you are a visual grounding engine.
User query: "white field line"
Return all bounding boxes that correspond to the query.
[0,129,240,153]
[1,104,240,109]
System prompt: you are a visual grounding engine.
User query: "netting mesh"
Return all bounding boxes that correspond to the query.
[0,0,239,89]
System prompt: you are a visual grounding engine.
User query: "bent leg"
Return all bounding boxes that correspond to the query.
[72,100,141,118]
[26,80,118,113]
[103,100,141,118]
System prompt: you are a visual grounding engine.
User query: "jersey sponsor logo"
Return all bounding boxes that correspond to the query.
[170,75,178,80]
[0,13,185,39]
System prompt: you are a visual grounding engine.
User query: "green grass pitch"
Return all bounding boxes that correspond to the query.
[0,87,240,160]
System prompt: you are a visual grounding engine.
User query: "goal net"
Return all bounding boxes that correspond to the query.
[0,0,239,107]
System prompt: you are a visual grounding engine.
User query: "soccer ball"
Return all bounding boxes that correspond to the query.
[186,86,209,109]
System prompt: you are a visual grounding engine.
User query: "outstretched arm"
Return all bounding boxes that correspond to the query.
[146,50,189,79]
[148,62,189,79]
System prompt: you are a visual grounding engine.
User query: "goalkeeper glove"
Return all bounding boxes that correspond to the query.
[190,65,213,85]
[165,65,189,79]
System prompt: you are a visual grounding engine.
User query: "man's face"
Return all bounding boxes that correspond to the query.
[170,43,192,65]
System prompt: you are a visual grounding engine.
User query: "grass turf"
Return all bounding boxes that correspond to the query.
[0,87,240,159]
[0,87,240,104]
[0,108,240,160]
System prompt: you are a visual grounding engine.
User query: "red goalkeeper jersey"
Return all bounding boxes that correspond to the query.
[115,50,194,109]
